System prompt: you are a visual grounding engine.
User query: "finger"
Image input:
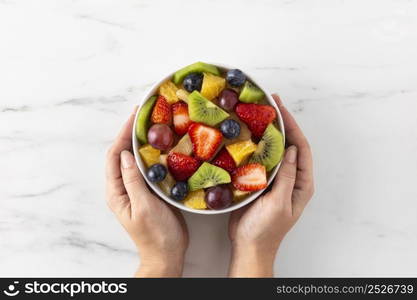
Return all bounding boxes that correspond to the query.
[107,193,131,219]
[272,94,313,190]
[272,93,283,107]
[120,150,147,213]
[292,186,313,217]
[106,177,125,201]
[270,146,297,212]
[106,106,138,182]
[272,94,309,151]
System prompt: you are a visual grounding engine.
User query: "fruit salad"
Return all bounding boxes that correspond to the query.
[135,62,284,210]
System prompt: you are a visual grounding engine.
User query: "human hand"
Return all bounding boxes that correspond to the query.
[228,94,314,277]
[105,107,188,277]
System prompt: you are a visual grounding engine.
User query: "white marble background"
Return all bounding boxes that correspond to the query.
[0,0,416,277]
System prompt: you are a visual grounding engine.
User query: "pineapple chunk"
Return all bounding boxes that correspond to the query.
[232,188,250,202]
[225,113,252,144]
[159,154,168,166]
[170,134,193,156]
[139,144,160,167]
[159,80,179,104]
[158,173,175,195]
[226,140,257,166]
[182,189,207,209]
[176,89,189,102]
[200,73,226,100]
[157,154,175,195]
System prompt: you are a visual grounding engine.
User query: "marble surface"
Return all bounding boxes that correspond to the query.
[1,0,417,277]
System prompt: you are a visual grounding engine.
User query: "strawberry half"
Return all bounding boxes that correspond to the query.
[172,101,192,135]
[235,103,276,138]
[212,147,236,174]
[232,163,267,191]
[167,152,200,181]
[188,123,222,161]
[151,95,171,124]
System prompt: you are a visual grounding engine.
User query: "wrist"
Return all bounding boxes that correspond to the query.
[136,253,185,277]
[229,242,278,277]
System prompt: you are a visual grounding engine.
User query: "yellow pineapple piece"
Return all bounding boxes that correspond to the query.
[182,189,207,209]
[232,188,250,202]
[170,134,193,156]
[139,144,160,167]
[200,73,226,100]
[226,140,257,166]
[176,89,189,102]
[157,154,175,195]
[159,80,179,104]
[225,113,252,144]
[158,173,175,195]
[159,154,168,166]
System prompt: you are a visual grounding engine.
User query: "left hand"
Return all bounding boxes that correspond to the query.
[105,107,189,277]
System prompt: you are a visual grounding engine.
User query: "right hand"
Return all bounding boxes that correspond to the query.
[228,94,314,277]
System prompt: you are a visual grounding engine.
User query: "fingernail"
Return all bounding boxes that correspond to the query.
[285,146,297,163]
[132,105,138,114]
[121,150,134,169]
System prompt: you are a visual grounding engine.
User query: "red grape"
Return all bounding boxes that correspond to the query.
[147,124,174,151]
[218,89,238,111]
[205,185,233,210]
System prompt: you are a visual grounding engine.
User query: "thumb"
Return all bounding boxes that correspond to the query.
[270,146,297,212]
[120,150,147,212]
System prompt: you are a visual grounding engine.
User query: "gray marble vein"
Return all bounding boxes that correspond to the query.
[75,14,137,32]
[58,232,136,256]
[10,183,69,199]
[1,105,31,113]
[57,96,128,106]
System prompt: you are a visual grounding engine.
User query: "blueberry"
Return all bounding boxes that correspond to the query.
[171,182,188,201]
[183,73,203,92]
[220,119,241,139]
[226,69,246,87]
[147,164,167,182]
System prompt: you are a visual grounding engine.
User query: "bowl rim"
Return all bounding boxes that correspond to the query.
[132,62,285,215]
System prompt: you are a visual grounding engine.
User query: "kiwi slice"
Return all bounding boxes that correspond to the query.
[173,62,220,85]
[239,81,265,103]
[250,124,284,171]
[188,91,229,126]
[188,162,231,191]
[135,96,157,144]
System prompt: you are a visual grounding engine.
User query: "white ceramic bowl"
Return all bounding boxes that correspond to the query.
[132,63,285,214]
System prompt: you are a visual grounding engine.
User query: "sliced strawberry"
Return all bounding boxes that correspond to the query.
[167,152,200,181]
[172,101,193,135]
[232,163,267,191]
[188,123,222,161]
[212,147,236,174]
[235,103,276,138]
[151,95,171,124]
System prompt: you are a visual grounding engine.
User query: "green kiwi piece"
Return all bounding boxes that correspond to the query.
[188,91,229,126]
[188,162,231,191]
[249,124,284,171]
[135,96,157,144]
[173,62,220,85]
[239,81,265,103]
